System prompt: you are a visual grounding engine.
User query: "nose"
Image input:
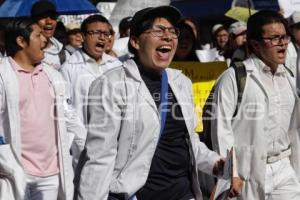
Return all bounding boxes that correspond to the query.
[45,17,54,24]
[162,30,174,41]
[242,35,247,43]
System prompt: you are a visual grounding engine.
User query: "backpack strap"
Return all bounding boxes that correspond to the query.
[283,64,294,77]
[231,61,247,117]
[58,48,66,65]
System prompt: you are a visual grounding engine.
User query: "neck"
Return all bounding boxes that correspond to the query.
[82,47,102,63]
[134,57,163,77]
[255,54,278,75]
[13,53,36,72]
[263,60,278,75]
[45,38,53,49]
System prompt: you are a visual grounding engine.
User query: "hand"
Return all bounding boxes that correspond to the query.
[212,158,225,176]
[228,177,243,198]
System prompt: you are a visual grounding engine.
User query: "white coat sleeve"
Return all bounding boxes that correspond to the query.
[55,68,86,169]
[60,63,87,167]
[76,75,124,200]
[211,68,238,157]
[60,62,73,106]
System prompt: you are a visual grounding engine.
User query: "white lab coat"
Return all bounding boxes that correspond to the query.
[211,56,300,200]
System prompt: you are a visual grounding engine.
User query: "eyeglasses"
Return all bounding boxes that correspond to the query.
[85,30,112,39]
[262,35,290,46]
[143,25,180,39]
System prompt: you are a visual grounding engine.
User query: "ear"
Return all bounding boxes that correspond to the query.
[16,36,27,49]
[130,36,140,51]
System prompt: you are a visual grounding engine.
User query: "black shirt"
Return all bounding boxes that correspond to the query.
[136,65,194,200]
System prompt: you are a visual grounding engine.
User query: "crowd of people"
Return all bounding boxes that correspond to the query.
[0,0,300,200]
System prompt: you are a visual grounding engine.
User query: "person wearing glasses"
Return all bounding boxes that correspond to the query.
[211,11,300,200]
[74,6,242,200]
[61,15,122,168]
[30,0,70,70]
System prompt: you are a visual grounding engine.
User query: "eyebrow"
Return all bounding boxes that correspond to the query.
[264,34,287,37]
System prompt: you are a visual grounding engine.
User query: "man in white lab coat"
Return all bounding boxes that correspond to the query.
[211,10,300,200]
[61,15,121,165]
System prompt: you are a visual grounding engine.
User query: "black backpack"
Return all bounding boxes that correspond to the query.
[199,61,294,150]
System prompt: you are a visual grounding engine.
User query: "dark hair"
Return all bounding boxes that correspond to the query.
[54,21,68,45]
[128,16,174,56]
[247,10,289,53]
[81,15,110,34]
[173,22,198,61]
[119,16,131,37]
[223,31,246,59]
[30,0,58,22]
[67,28,81,36]
[5,17,34,57]
[183,17,202,49]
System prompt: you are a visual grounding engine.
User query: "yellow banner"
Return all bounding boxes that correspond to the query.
[170,61,227,132]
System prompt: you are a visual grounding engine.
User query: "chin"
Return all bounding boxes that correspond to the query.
[277,59,286,64]
[154,64,169,71]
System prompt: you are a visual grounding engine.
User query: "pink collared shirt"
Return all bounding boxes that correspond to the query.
[10,58,59,177]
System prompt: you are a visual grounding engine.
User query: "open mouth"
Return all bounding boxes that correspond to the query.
[95,43,105,53]
[277,49,285,54]
[44,26,53,32]
[157,45,172,53]
[156,45,172,61]
[96,43,105,49]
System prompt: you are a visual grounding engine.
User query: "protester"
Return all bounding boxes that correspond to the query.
[111,16,132,58]
[173,21,198,61]
[105,23,118,57]
[224,21,248,64]
[286,11,300,74]
[118,16,132,38]
[1,17,84,200]
[211,10,300,199]
[228,21,247,47]
[212,24,228,54]
[31,0,69,70]
[74,6,241,200]
[183,17,202,49]
[61,15,122,165]
[65,28,83,54]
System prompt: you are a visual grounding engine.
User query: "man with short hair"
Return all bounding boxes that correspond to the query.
[211,10,300,200]
[1,17,83,200]
[61,15,121,165]
[31,0,69,70]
